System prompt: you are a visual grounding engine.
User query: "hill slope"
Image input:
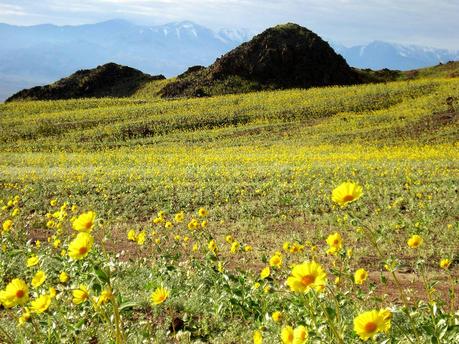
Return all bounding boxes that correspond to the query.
[161,23,361,98]
[5,63,164,102]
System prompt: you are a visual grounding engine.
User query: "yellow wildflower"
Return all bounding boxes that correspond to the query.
[286,261,327,293]
[440,258,451,269]
[72,285,90,304]
[353,309,391,341]
[332,182,363,206]
[27,255,39,267]
[72,211,96,232]
[31,270,46,288]
[407,235,423,249]
[260,266,270,280]
[354,268,369,285]
[150,287,169,305]
[68,232,94,260]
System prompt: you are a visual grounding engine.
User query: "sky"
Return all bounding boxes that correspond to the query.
[0,0,458,49]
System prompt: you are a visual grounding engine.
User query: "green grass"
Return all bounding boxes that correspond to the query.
[0,75,458,343]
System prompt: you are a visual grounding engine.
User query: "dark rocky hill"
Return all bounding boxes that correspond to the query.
[161,23,362,98]
[6,63,164,102]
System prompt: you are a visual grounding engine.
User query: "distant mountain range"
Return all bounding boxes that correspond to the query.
[0,19,458,101]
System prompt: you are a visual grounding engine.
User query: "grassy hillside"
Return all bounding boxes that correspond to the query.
[0,77,458,343]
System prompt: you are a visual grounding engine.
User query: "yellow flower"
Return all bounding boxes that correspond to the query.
[244,245,253,252]
[187,219,199,230]
[2,219,13,232]
[11,208,19,217]
[286,261,327,293]
[353,309,391,341]
[225,235,234,243]
[174,211,184,223]
[207,239,218,255]
[72,285,90,304]
[31,270,46,288]
[27,255,39,267]
[269,253,282,268]
[136,230,146,245]
[30,294,52,314]
[354,268,369,285]
[283,242,290,252]
[230,241,240,254]
[46,220,56,229]
[272,311,283,322]
[260,266,270,280]
[68,232,94,260]
[253,330,262,344]
[293,325,308,344]
[165,221,173,229]
[281,326,294,344]
[440,258,451,269]
[18,308,31,325]
[332,182,363,206]
[72,211,96,232]
[53,239,61,248]
[71,204,78,213]
[198,208,208,217]
[127,229,136,241]
[326,232,343,253]
[192,243,199,252]
[0,278,29,308]
[150,287,169,305]
[201,220,208,228]
[50,199,57,206]
[407,235,423,249]
[49,287,57,298]
[97,288,113,306]
[59,271,69,283]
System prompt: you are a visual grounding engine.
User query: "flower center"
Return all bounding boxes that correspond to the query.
[79,246,88,255]
[364,321,377,333]
[301,275,315,286]
[343,194,355,202]
[84,221,92,229]
[333,239,339,245]
[16,290,25,298]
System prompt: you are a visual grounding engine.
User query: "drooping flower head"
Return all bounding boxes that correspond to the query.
[72,285,90,304]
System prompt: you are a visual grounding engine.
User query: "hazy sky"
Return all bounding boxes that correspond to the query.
[0,0,457,49]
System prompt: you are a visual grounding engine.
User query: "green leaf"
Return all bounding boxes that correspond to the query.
[119,301,141,312]
[94,266,109,283]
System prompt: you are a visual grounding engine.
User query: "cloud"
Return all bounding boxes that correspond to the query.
[0,0,457,49]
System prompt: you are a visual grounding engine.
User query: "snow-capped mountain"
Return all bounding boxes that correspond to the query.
[0,20,253,101]
[331,41,459,70]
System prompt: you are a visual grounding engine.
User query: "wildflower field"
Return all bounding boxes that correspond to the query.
[0,76,458,343]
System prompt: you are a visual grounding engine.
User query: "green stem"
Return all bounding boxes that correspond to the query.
[312,291,344,344]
